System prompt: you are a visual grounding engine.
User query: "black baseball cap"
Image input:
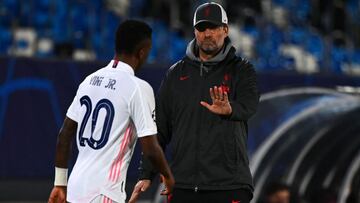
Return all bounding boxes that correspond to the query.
[193,2,228,27]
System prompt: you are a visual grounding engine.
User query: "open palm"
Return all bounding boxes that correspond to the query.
[200,86,232,116]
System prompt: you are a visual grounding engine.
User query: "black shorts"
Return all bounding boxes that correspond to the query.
[167,188,253,203]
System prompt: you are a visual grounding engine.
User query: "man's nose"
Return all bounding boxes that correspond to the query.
[204,28,212,36]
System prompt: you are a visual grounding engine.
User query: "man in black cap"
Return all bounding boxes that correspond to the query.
[130,2,259,203]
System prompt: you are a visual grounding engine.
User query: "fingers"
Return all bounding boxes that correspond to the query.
[160,174,164,183]
[223,91,229,102]
[211,86,224,102]
[129,180,151,203]
[218,87,223,100]
[160,175,175,196]
[200,101,211,110]
[48,195,65,203]
[129,184,142,203]
[48,187,66,203]
[160,187,171,195]
[141,183,150,192]
[128,191,140,203]
[209,87,215,101]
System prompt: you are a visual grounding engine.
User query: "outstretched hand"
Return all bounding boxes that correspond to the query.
[128,174,174,203]
[200,86,232,116]
[159,174,174,196]
[128,180,151,203]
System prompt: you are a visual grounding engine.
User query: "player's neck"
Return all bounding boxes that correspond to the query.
[114,54,138,71]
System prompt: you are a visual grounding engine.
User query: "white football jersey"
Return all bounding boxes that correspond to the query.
[65,60,157,203]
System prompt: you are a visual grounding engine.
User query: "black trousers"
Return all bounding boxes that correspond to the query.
[168,188,253,203]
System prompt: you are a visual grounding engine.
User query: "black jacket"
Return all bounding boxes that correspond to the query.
[139,38,259,192]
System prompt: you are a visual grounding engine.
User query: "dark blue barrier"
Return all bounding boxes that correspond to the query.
[1,56,360,180]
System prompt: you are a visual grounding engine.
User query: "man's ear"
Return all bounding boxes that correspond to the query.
[139,47,145,58]
[133,46,142,61]
[223,25,229,35]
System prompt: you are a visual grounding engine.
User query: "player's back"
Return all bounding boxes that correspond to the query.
[66,60,155,203]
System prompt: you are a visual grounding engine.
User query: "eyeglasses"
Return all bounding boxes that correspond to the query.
[195,23,222,32]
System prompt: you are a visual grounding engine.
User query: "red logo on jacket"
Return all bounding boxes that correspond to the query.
[220,73,230,93]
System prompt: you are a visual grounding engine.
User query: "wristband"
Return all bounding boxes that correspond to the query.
[54,167,68,186]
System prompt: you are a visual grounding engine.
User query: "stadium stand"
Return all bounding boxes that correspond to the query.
[0,0,359,75]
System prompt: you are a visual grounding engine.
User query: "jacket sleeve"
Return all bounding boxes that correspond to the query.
[138,68,173,180]
[229,62,260,121]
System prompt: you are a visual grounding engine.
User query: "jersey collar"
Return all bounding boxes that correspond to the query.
[109,60,135,75]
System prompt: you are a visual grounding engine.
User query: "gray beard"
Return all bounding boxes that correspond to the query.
[200,46,220,55]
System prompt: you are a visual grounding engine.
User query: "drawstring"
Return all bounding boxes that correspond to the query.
[200,63,209,77]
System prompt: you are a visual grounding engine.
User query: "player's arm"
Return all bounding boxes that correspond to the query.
[129,77,174,203]
[48,117,78,203]
[138,70,173,181]
[228,63,259,120]
[140,135,174,190]
[129,135,174,203]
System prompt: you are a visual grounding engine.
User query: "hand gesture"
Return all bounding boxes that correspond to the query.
[48,186,66,203]
[128,179,151,203]
[200,86,232,116]
[159,174,175,196]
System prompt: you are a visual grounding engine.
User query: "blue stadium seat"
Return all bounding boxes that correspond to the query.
[243,25,259,39]
[0,12,14,27]
[169,32,187,63]
[70,4,89,33]
[31,0,52,28]
[0,0,19,26]
[51,0,69,43]
[272,0,291,8]
[305,32,324,64]
[294,1,310,23]
[33,10,51,29]
[92,11,121,60]
[289,26,309,45]
[36,38,54,58]
[129,0,146,17]
[147,20,170,63]
[0,26,12,54]
[346,0,359,24]
[351,49,360,64]
[331,46,350,73]
[34,0,51,10]
[0,0,357,73]
[70,4,89,49]
[2,0,18,10]
[256,25,285,68]
[19,2,33,27]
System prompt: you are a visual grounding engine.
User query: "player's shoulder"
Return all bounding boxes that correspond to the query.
[77,66,107,87]
[132,77,153,93]
[85,65,107,79]
[161,59,184,80]
[231,55,255,73]
[168,60,184,72]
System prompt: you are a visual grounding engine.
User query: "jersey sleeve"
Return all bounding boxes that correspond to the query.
[66,88,81,122]
[129,81,157,137]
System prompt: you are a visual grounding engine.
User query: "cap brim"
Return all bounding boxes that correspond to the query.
[194,20,223,27]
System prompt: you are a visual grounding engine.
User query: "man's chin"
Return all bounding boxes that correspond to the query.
[201,47,218,55]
